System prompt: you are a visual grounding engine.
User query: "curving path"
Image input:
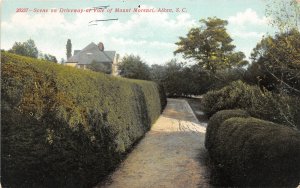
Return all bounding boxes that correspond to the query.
[96,98,210,188]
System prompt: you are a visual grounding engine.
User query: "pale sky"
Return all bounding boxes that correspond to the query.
[1,0,276,64]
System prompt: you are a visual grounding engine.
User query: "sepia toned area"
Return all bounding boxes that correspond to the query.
[97,99,210,188]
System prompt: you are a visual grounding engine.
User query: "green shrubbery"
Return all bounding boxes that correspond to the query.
[202,80,300,129]
[207,114,300,187]
[205,110,250,186]
[1,52,166,187]
[203,77,300,187]
[150,60,245,97]
[205,109,249,152]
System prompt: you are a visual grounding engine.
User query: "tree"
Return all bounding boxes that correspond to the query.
[149,58,246,97]
[256,0,300,96]
[9,39,38,58]
[160,60,185,96]
[174,17,248,73]
[39,53,58,63]
[60,58,65,64]
[150,60,213,97]
[248,29,300,95]
[265,0,300,32]
[44,54,57,63]
[162,60,205,96]
[66,39,72,59]
[150,64,166,83]
[118,55,151,80]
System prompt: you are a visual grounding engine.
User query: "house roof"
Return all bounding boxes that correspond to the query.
[66,42,116,65]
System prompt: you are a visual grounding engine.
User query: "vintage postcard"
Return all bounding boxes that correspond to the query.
[1,0,300,187]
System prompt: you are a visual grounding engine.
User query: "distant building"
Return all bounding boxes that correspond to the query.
[65,42,119,75]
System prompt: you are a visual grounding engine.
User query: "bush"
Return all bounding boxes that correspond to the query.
[205,109,249,151]
[205,110,250,186]
[209,117,300,187]
[1,52,166,188]
[202,80,300,129]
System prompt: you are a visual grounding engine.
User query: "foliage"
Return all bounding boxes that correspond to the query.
[205,110,250,186]
[246,29,300,95]
[150,64,166,84]
[205,109,249,151]
[202,81,300,129]
[209,68,246,90]
[87,60,112,74]
[151,60,213,97]
[39,53,58,63]
[118,55,151,80]
[265,0,300,32]
[174,17,248,73]
[1,52,166,188]
[150,59,245,97]
[8,39,38,58]
[209,116,300,187]
[66,39,72,59]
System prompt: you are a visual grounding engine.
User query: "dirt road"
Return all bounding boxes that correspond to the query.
[97,98,210,188]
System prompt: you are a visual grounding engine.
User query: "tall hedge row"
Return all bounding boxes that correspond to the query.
[202,80,300,129]
[1,52,166,188]
[207,111,300,187]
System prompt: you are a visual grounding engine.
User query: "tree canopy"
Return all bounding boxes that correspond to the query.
[66,39,72,59]
[265,0,300,32]
[118,55,151,80]
[248,29,300,94]
[9,39,38,58]
[174,17,248,73]
[39,53,58,63]
[8,39,57,63]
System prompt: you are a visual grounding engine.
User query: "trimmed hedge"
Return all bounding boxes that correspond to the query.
[1,52,166,187]
[205,110,250,186]
[202,80,300,129]
[209,116,300,187]
[205,109,250,151]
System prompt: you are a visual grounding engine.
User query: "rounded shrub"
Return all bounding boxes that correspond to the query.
[201,80,253,117]
[211,117,300,187]
[205,109,250,186]
[1,52,166,187]
[205,109,250,151]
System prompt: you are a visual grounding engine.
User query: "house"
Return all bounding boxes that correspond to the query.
[65,42,119,75]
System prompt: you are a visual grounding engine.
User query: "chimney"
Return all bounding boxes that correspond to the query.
[98,42,104,51]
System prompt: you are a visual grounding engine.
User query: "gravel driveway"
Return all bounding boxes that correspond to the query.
[97,98,210,188]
